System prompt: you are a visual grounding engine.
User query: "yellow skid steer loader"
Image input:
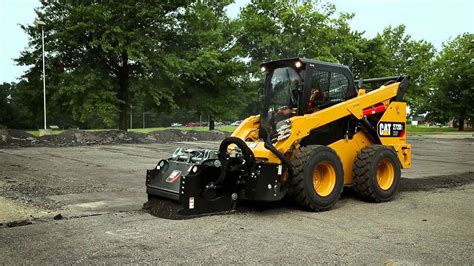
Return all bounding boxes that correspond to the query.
[145,58,411,218]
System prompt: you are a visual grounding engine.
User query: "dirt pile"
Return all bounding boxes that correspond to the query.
[0,129,229,148]
[42,130,147,146]
[0,129,39,146]
[148,129,227,143]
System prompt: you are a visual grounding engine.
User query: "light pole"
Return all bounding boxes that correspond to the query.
[35,19,47,131]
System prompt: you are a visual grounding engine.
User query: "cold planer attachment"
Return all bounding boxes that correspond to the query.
[145,137,287,218]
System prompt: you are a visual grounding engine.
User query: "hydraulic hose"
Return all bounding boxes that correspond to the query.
[263,135,293,177]
[359,117,381,144]
[214,135,294,187]
[214,137,256,186]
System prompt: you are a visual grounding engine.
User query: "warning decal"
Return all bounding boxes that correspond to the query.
[166,170,182,183]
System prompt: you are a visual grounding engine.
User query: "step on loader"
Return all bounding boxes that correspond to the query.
[144,58,411,218]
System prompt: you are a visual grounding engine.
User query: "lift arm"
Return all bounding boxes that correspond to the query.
[247,81,403,163]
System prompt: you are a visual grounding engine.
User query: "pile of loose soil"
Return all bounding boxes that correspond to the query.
[148,129,228,143]
[41,129,148,146]
[0,129,229,148]
[0,129,39,146]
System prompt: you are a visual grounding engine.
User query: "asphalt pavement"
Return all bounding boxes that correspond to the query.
[1,136,473,263]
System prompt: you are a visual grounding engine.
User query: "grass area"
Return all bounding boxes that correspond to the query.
[406,125,459,134]
[26,125,238,136]
[25,125,466,137]
[26,130,63,137]
[130,126,237,133]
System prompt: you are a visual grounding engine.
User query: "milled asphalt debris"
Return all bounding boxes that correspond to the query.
[0,128,229,147]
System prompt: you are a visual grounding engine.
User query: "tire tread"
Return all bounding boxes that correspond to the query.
[352,145,399,202]
[289,145,342,211]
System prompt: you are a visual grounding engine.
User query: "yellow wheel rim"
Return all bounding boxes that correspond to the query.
[376,160,395,190]
[312,162,336,197]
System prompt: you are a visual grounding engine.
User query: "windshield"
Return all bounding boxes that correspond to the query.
[261,67,303,134]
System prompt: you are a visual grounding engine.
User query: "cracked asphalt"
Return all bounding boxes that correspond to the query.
[1,136,473,264]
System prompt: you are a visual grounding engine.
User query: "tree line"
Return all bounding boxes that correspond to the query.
[1,0,472,130]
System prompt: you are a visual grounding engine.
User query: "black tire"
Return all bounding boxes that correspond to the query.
[352,145,401,202]
[289,145,344,211]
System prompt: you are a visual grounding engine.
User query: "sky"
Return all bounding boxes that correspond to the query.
[1,0,473,84]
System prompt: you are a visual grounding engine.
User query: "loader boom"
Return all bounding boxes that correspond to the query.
[233,79,410,166]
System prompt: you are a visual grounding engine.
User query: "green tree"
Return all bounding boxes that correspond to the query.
[426,33,473,130]
[167,1,252,120]
[234,0,360,116]
[236,0,358,69]
[0,83,16,127]
[18,1,185,129]
[345,35,392,79]
[0,81,40,129]
[377,25,436,113]
[348,25,436,113]
[234,3,436,113]
[17,1,246,130]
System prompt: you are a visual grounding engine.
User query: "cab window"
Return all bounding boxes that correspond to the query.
[309,70,349,110]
